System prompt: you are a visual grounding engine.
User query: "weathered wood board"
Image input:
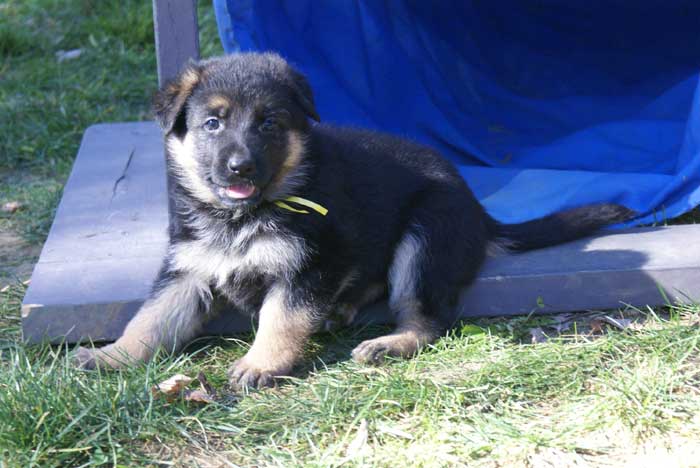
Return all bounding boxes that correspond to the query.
[21,122,700,344]
[152,0,199,85]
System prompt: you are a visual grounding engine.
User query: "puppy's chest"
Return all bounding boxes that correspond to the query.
[171,232,308,290]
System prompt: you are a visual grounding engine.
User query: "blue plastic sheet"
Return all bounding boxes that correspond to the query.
[214,1,700,224]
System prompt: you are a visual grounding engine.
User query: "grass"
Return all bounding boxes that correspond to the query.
[1,1,700,467]
[2,298,700,466]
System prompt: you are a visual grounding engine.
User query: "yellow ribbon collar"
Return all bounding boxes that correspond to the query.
[274,196,328,216]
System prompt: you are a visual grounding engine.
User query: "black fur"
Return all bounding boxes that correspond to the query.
[78,53,633,386]
[491,204,635,251]
[158,53,632,363]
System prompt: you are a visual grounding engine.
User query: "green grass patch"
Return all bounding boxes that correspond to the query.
[1,1,700,466]
[1,311,699,466]
[0,0,221,247]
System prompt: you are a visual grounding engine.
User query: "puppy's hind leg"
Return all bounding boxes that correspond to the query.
[351,229,443,364]
[352,190,487,364]
[74,271,212,369]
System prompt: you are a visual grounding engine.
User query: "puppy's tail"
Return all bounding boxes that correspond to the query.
[489,204,636,252]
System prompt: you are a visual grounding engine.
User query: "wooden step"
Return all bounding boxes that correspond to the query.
[21,122,700,344]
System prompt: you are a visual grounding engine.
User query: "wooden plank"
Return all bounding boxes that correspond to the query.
[152,0,199,85]
[458,226,700,316]
[38,123,168,265]
[22,122,169,343]
[21,122,700,344]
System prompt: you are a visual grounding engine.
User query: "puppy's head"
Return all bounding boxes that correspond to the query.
[153,53,320,210]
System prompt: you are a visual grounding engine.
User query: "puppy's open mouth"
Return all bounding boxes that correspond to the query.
[217,182,258,200]
[208,177,261,205]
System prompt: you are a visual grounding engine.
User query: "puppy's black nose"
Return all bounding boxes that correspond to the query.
[227,156,256,177]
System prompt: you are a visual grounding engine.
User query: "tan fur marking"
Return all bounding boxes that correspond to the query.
[180,67,201,91]
[228,285,315,387]
[206,94,231,111]
[76,273,211,369]
[351,302,439,364]
[352,230,439,364]
[263,131,307,199]
[164,66,202,132]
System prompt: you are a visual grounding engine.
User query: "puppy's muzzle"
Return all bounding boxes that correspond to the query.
[227,153,257,178]
[210,149,260,201]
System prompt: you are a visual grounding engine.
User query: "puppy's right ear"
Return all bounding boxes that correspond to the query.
[152,62,203,136]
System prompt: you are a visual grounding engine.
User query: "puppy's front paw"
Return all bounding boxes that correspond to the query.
[227,358,286,390]
[71,344,132,370]
[73,346,98,369]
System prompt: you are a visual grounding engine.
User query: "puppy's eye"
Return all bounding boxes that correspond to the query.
[259,117,279,133]
[203,118,220,132]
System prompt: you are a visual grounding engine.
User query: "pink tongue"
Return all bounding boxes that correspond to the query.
[225,184,256,199]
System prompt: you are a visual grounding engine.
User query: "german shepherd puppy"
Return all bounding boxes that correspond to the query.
[75,53,633,388]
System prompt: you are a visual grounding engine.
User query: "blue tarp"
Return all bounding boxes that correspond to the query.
[214,1,700,225]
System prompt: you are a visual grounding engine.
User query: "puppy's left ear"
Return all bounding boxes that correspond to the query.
[152,62,204,136]
[290,69,320,123]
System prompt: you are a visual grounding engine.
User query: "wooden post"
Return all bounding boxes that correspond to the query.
[152,0,200,223]
[152,0,200,86]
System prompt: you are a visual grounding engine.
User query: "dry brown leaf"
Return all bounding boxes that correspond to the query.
[197,371,216,398]
[151,374,193,399]
[184,389,214,404]
[590,316,632,334]
[590,318,605,334]
[151,373,217,404]
[600,315,633,330]
[1,201,24,213]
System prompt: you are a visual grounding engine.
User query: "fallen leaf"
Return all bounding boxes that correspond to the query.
[197,371,216,398]
[590,318,605,334]
[151,374,193,398]
[184,389,214,404]
[590,316,632,334]
[601,315,633,330]
[1,201,24,213]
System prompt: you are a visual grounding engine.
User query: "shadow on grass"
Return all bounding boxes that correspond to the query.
[183,321,394,385]
[173,240,672,386]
